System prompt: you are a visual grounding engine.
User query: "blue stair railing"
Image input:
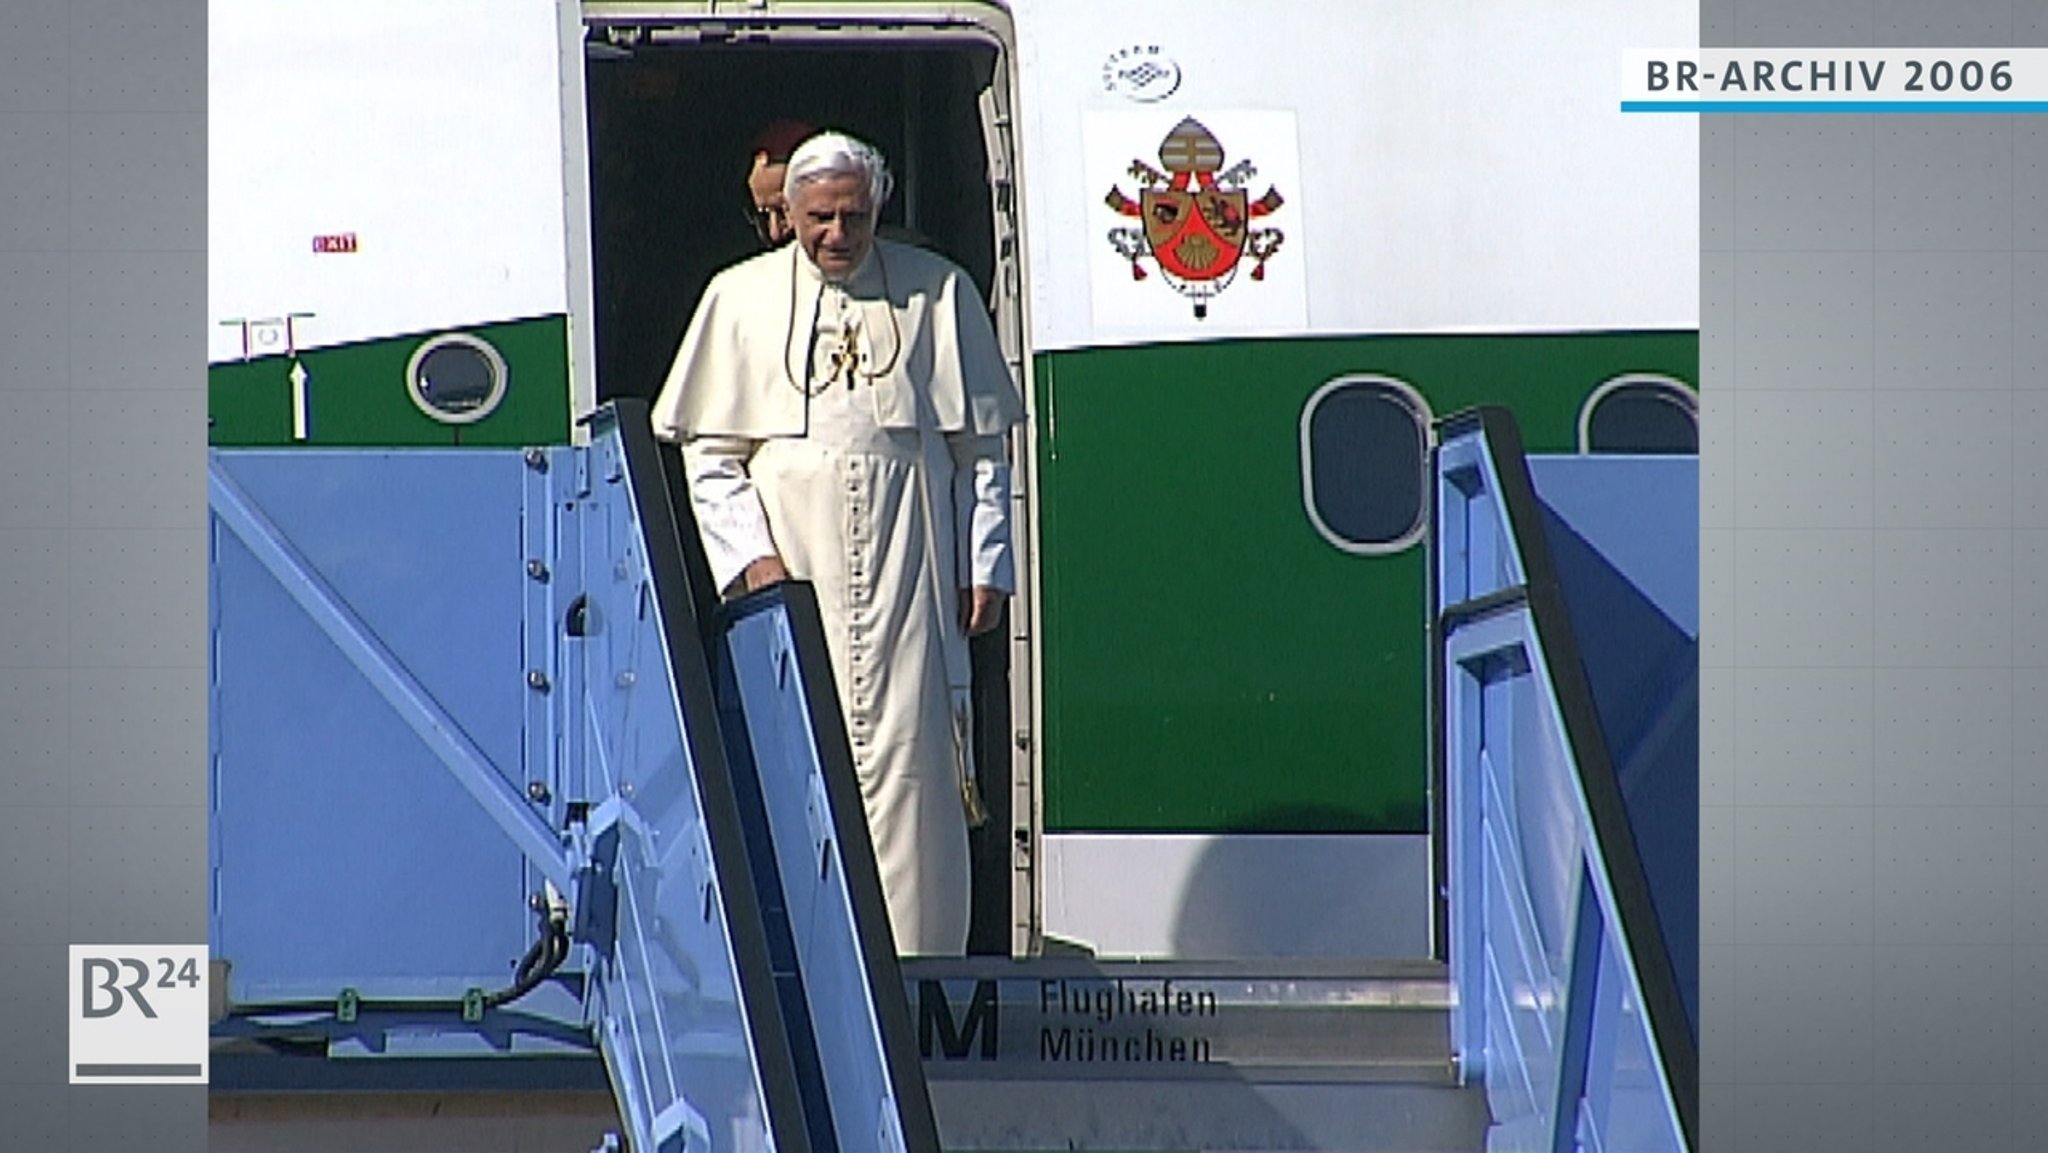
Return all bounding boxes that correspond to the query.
[207,401,941,1152]
[1434,407,1698,1153]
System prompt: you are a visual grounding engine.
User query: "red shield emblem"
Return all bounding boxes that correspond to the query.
[1141,187,1249,280]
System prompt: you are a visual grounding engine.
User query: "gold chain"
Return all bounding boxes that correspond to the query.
[782,245,903,398]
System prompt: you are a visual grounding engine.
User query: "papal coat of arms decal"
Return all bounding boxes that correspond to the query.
[1104,117,1285,319]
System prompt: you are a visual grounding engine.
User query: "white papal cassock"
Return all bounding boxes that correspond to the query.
[651,238,1023,955]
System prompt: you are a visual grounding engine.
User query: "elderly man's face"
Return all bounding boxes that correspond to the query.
[748,159,794,246]
[792,172,875,280]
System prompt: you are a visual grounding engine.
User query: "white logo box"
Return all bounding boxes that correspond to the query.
[68,945,210,1085]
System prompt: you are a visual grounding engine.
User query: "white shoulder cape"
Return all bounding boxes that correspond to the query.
[650,240,1023,441]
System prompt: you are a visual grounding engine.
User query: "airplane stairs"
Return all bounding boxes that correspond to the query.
[205,404,1691,1153]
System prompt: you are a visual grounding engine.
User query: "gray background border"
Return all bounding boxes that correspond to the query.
[1701,1,2046,1151]
[1,0,209,1148]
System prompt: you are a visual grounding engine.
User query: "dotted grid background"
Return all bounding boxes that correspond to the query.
[1703,1,2048,1150]
[0,0,208,1147]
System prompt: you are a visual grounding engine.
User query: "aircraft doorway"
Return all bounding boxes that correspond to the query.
[579,20,1027,955]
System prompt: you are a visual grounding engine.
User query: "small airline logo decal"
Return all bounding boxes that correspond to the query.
[1100,45,1182,103]
[1104,117,1285,320]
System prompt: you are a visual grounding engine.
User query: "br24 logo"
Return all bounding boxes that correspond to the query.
[81,955,203,1018]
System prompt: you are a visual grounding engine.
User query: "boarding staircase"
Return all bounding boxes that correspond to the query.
[205,404,1693,1153]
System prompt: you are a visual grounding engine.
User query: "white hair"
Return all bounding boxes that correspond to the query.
[782,131,895,209]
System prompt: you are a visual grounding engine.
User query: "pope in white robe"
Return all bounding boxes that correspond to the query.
[651,132,1023,956]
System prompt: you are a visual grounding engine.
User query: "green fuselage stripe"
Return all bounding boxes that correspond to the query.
[209,315,572,448]
[1032,330,1698,834]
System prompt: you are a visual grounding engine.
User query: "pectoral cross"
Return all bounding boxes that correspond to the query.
[824,317,861,390]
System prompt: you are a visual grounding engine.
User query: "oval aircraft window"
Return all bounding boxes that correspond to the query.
[406,333,508,425]
[1579,376,1697,454]
[1300,377,1431,555]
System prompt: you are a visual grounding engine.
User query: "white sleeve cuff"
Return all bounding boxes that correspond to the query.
[680,436,777,593]
[948,434,1013,594]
